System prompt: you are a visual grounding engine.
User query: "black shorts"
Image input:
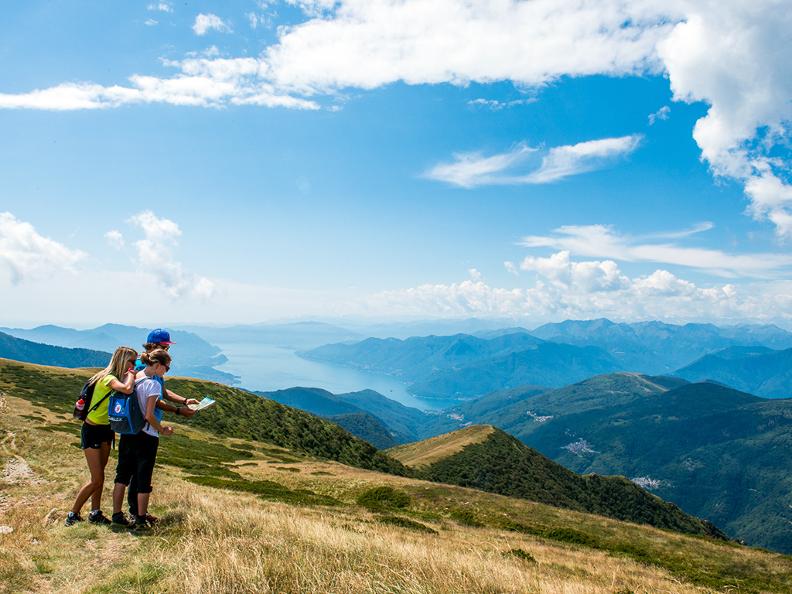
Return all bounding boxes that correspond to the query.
[80,423,114,449]
[114,432,159,494]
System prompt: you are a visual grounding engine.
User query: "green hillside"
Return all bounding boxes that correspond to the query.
[0,330,110,368]
[390,425,725,539]
[462,373,792,552]
[0,358,407,475]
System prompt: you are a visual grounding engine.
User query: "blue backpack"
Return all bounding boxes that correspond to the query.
[108,385,147,435]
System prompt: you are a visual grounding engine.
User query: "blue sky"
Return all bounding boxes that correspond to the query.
[1,1,791,327]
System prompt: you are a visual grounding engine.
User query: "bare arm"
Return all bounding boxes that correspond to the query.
[107,371,136,395]
[144,394,173,435]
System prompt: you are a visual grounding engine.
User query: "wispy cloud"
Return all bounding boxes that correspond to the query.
[147,2,172,13]
[0,212,84,284]
[104,229,125,250]
[648,105,670,125]
[425,135,642,188]
[192,13,231,36]
[519,224,792,278]
[128,211,215,299]
[467,97,536,110]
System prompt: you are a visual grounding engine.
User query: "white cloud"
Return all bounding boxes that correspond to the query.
[144,19,158,27]
[519,223,792,278]
[147,2,172,13]
[0,64,319,111]
[0,1,789,235]
[369,251,792,324]
[0,212,85,284]
[192,13,231,36]
[648,105,670,125]
[104,229,125,250]
[504,261,519,276]
[657,2,792,238]
[468,97,536,110]
[128,210,215,300]
[425,135,641,187]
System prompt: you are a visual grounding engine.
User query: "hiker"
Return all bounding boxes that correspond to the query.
[65,347,138,527]
[126,328,198,522]
[111,348,174,529]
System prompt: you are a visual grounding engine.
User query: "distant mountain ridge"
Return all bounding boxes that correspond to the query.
[389,425,725,540]
[257,386,432,448]
[675,346,792,398]
[0,331,110,368]
[0,323,235,383]
[531,318,792,373]
[302,332,621,400]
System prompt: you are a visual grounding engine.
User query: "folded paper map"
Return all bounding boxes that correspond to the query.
[187,397,216,412]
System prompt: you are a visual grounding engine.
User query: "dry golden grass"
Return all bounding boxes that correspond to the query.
[1,389,790,593]
[388,425,496,468]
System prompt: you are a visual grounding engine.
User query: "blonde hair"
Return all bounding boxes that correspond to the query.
[89,346,138,386]
[140,348,171,368]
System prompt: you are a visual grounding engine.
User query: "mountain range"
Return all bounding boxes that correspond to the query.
[0,330,110,368]
[437,373,792,553]
[303,332,621,400]
[0,323,235,383]
[532,318,792,373]
[676,346,792,398]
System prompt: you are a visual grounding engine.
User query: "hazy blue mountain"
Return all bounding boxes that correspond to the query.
[302,332,620,400]
[257,386,428,446]
[530,318,792,373]
[0,323,234,383]
[675,346,792,398]
[0,331,110,368]
[182,321,362,350]
[335,389,431,442]
[258,387,362,417]
[458,373,792,552]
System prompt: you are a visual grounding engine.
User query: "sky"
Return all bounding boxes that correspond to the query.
[1,0,791,328]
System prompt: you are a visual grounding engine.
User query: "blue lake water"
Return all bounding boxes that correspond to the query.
[213,341,445,411]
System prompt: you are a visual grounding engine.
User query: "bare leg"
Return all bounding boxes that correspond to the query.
[71,448,105,515]
[112,483,127,514]
[137,492,151,517]
[89,442,111,511]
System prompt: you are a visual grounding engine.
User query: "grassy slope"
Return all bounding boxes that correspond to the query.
[2,377,792,591]
[0,359,406,476]
[390,425,724,540]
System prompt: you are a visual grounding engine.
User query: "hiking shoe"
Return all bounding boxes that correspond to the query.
[142,513,158,525]
[129,508,157,524]
[111,512,131,527]
[88,510,111,525]
[132,516,151,531]
[64,512,83,527]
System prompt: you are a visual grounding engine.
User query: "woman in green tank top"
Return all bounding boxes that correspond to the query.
[65,346,138,527]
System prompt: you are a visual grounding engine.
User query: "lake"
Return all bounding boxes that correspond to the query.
[213,341,445,411]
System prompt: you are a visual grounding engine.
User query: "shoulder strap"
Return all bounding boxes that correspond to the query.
[87,390,112,414]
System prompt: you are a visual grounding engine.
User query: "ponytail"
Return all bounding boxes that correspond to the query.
[141,348,171,368]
